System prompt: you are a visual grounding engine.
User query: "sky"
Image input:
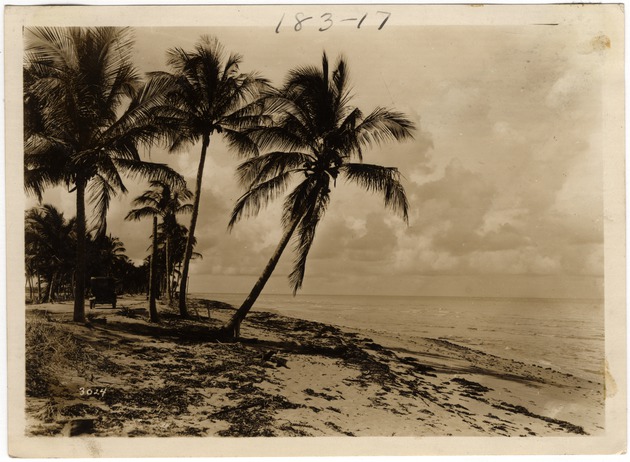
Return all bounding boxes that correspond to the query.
[27,16,610,299]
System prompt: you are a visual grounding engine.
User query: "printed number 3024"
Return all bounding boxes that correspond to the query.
[79,387,107,398]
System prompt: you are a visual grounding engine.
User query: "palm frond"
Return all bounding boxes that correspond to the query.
[228,171,293,230]
[24,141,70,200]
[221,128,260,158]
[281,177,321,228]
[352,107,415,153]
[125,206,158,221]
[176,203,194,215]
[331,55,352,109]
[130,190,160,208]
[113,158,186,191]
[93,154,128,193]
[235,151,311,187]
[288,187,330,293]
[87,174,118,237]
[99,88,184,160]
[174,185,193,201]
[247,125,310,153]
[341,163,409,222]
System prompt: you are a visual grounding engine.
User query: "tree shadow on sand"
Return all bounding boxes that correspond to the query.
[87,308,230,343]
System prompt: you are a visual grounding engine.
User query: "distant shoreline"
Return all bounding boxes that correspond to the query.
[190,292,605,303]
[193,293,605,382]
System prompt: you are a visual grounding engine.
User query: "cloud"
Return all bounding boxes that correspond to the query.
[23,25,607,298]
[410,159,495,254]
[307,213,399,278]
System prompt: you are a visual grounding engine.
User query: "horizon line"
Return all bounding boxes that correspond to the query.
[188,292,604,301]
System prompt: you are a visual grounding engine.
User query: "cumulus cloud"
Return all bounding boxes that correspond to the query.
[410,159,495,255]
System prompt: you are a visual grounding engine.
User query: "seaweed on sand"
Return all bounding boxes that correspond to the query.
[213,394,304,437]
[104,384,203,416]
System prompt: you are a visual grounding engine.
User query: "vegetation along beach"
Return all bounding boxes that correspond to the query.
[23,22,605,439]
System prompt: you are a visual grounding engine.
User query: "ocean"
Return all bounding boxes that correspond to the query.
[193,293,604,382]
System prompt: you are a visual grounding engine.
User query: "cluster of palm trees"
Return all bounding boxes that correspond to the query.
[24,26,415,338]
[24,194,195,312]
[125,179,197,322]
[25,204,147,303]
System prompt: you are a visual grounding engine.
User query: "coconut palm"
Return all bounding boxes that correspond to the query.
[115,258,150,296]
[25,204,76,303]
[155,221,192,300]
[165,222,202,299]
[125,180,193,311]
[144,35,270,317]
[89,234,128,278]
[24,27,185,322]
[223,53,415,337]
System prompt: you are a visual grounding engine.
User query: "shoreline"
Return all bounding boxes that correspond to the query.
[192,292,604,384]
[24,295,604,437]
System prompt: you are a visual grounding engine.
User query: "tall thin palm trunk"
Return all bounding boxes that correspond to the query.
[48,271,56,302]
[149,215,160,322]
[37,272,41,303]
[165,237,172,303]
[165,236,173,305]
[27,275,33,303]
[178,133,210,317]
[73,179,86,322]
[224,215,302,338]
[174,262,182,298]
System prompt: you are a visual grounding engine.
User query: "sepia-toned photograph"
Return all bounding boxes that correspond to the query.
[4,3,626,458]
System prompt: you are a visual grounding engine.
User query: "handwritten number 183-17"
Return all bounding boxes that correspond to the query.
[275,11,391,33]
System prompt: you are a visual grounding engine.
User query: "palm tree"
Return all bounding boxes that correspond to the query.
[159,191,194,303]
[223,53,415,337]
[25,205,76,303]
[89,234,128,278]
[166,222,202,300]
[116,258,150,296]
[24,27,185,322]
[145,35,270,317]
[155,222,184,300]
[125,179,193,304]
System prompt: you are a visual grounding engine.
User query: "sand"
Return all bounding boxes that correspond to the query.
[24,295,604,437]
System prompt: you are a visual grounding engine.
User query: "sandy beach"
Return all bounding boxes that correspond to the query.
[24,295,604,437]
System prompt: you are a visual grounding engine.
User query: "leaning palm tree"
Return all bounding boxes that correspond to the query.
[223,53,415,337]
[145,35,270,317]
[24,27,185,322]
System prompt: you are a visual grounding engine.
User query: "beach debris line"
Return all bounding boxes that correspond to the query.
[25,299,603,437]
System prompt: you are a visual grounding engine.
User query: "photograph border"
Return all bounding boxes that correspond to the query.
[4,2,627,457]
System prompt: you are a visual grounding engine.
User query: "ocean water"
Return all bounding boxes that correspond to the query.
[193,293,604,382]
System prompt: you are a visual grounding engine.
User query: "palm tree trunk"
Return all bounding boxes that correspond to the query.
[37,272,41,303]
[73,179,87,322]
[148,215,160,322]
[223,214,302,338]
[174,262,182,298]
[27,275,33,303]
[178,133,210,317]
[48,271,56,302]
[165,236,172,304]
